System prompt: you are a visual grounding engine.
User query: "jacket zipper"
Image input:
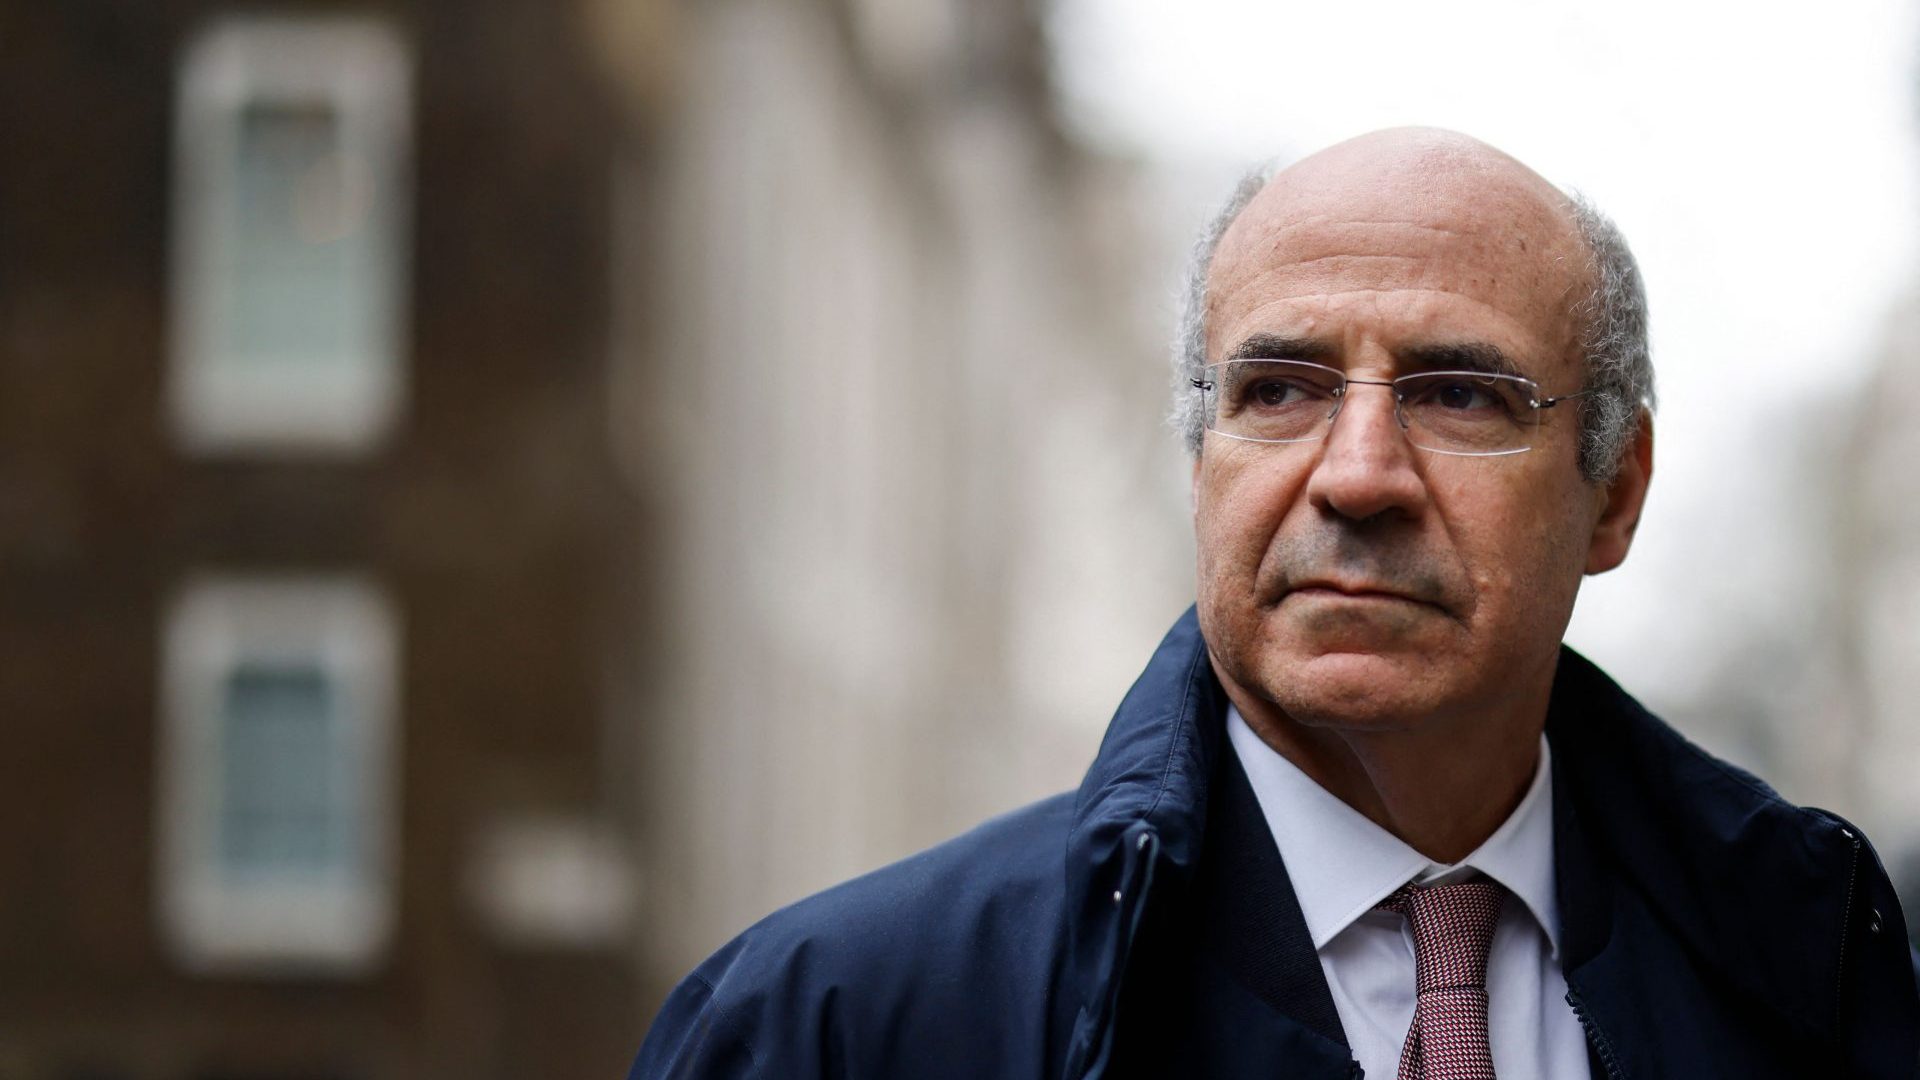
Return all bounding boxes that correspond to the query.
[1566,989,1624,1080]
[1831,826,1863,1033]
[1077,829,1160,1080]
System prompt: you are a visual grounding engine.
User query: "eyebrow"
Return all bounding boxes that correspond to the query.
[1221,334,1533,380]
[1223,334,1337,363]
[1399,342,1527,380]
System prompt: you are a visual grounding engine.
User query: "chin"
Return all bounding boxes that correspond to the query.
[1267,653,1436,726]
[1200,593,1478,729]
[1259,649,1447,731]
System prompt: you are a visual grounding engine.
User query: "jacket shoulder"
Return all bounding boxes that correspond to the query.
[629,791,1078,1079]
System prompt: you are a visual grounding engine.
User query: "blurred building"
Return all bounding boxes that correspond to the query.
[1,1,642,1075]
[591,0,1190,1007]
[1839,291,1920,938]
[0,0,1189,1075]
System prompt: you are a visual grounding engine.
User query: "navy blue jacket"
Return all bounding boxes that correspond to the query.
[631,609,1920,1078]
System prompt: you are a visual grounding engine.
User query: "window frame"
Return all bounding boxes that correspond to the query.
[157,574,401,975]
[167,15,413,456]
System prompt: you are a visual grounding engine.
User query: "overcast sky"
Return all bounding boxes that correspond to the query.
[1047,0,1920,713]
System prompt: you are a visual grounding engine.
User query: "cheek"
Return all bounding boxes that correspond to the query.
[1195,456,1297,585]
[1448,480,1592,632]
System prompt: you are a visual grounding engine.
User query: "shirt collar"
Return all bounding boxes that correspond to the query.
[1225,705,1561,956]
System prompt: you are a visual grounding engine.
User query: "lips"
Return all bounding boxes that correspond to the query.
[1257,533,1460,616]
[1285,578,1436,607]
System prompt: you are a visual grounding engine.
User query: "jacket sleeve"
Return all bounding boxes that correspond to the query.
[628,926,853,1080]
[626,967,759,1080]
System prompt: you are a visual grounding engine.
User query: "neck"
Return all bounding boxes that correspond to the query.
[1217,663,1547,863]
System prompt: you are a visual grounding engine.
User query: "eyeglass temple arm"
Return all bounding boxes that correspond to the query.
[1536,389,1590,409]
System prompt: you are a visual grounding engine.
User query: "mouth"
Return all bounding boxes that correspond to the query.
[1284,580,1437,608]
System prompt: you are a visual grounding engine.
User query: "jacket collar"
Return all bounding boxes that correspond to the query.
[1067,607,1222,902]
[1060,608,1224,1076]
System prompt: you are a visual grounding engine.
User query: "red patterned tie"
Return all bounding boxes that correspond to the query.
[1375,880,1507,1080]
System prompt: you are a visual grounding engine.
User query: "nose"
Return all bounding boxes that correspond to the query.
[1304,382,1430,523]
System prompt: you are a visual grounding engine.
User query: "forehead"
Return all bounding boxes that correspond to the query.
[1206,144,1589,379]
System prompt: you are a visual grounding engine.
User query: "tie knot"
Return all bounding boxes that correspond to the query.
[1376,879,1506,994]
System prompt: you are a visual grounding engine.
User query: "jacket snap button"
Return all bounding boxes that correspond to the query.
[1137,833,1151,851]
[1868,908,1883,935]
[1112,889,1123,905]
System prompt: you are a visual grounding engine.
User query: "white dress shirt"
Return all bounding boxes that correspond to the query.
[1225,706,1591,1079]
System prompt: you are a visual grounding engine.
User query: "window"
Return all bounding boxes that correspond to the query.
[169,16,411,455]
[158,575,400,974]
[218,662,349,876]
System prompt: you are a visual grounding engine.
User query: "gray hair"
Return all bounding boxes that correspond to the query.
[1563,192,1655,482]
[1170,169,1655,485]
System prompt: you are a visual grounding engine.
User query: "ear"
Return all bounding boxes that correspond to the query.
[1190,452,1203,516]
[1586,410,1653,574]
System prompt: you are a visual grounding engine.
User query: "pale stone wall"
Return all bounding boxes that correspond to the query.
[604,0,1193,988]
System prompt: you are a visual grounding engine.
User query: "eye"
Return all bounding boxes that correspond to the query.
[1432,380,1495,410]
[1237,374,1338,411]
[1404,375,1520,414]
[1212,361,1341,422]
[1251,379,1309,408]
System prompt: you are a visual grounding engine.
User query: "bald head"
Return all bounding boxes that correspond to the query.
[1247,127,1575,223]
[1237,128,1578,239]
[1172,128,1652,484]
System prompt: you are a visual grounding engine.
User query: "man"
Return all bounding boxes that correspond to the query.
[629,129,1920,1078]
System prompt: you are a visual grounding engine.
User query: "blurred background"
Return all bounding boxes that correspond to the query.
[3,0,1917,1075]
